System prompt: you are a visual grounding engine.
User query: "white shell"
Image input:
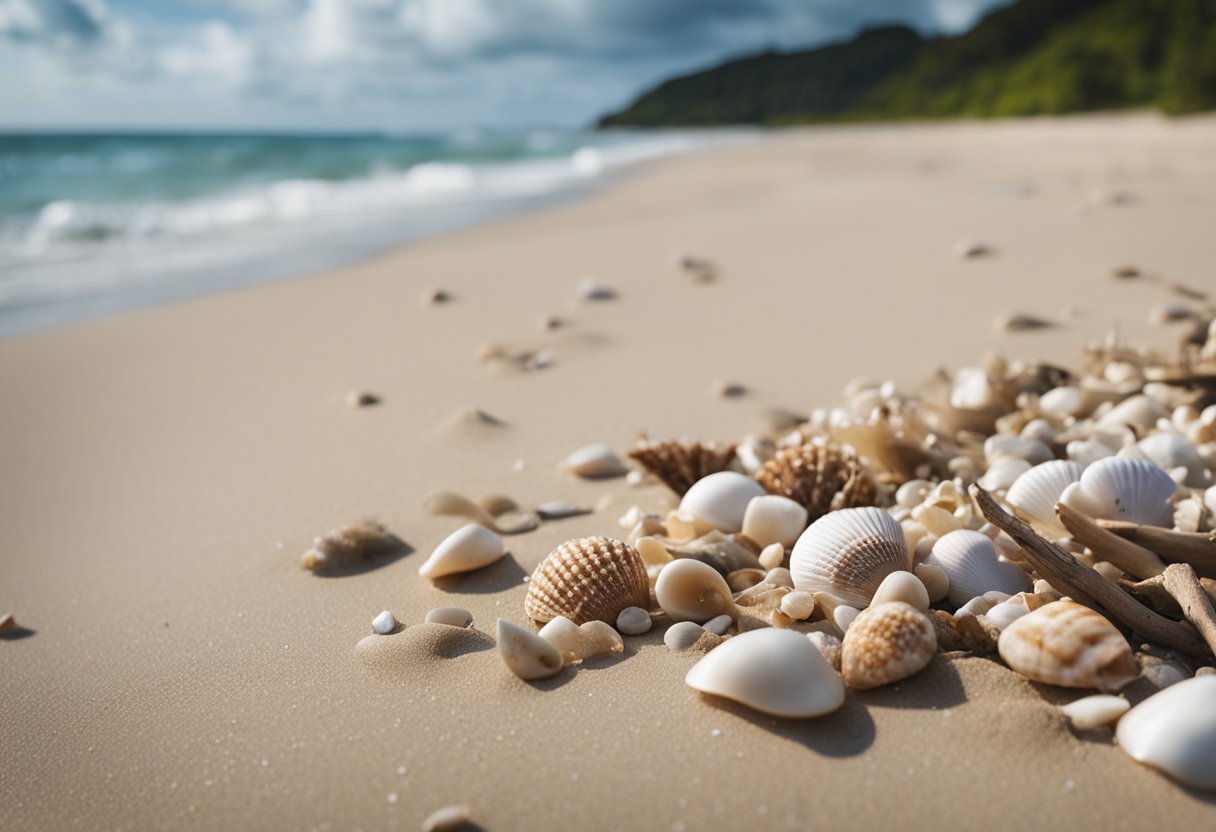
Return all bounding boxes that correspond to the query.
[927,529,1030,607]
[984,436,1053,465]
[655,559,735,623]
[977,457,1031,492]
[869,570,929,611]
[1061,694,1129,731]
[1005,460,1084,537]
[496,619,563,680]
[779,590,816,621]
[561,443,627,478]
[425,606,473,628]
[372,610,398,635]
[1098,394,1168,433]
[742,494,808,549]
[982,595,1030,631]
[419,524,504,580]
[790,507,911,608]
[1138,433,1209,488]
[1067,438,1116,467]
[1059,456,1177,527]
[1039,386,1085,417]
[538,616,623,662]
[679,471,766,533]
[758,543,784,570]
[1116,676,1216,790]
[685,628,845,718]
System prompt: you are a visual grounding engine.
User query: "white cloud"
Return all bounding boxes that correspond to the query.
[159,21,254,91]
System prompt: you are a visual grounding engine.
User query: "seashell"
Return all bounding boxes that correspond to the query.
[560,443,627,478]
[422,804,471,832]
[1067,438,1115,467]
[419,524,504,580]
[661,530,762,575]
[765,567,794,588]
[665,621,713,651]
[525,537,650,625]
[703,614,733,636]
[655,559,736,624]
[1116,676,1216,790]
[536,501,590,520]
[678,471,766,533]
[780,590,816,621]
[1060,694,1129,731]
[914,562,950,603]
[726,568,767,592]
[995,311,1053,332]
[742,495,808,549]
[1020,418,1058,445]
[984,436,1053,465]
[790,507,911,608]
[754,443,878,522]
[423,491,537,534]
[833,605,860,633]
[951,367,996,410]
[758,542,784,570]
[927,529,1029,607]
[575,278,616,301]
[914,504,960,537]
[496,619,563,680]
[1141,662,1188,690]
[997,600,1136,691]
[0,613,16,634]
[895,479,933,508]
[870,570,929,611]
[636,536,673,568]
[1138,433,1209,488]
[841,601,937,689]
[538,616,624,663]
[806,631,843,671]
[1098,394,1168,433]
[685,628,845,718]
[425,606,473,628]
[300,519,397,572]
[1148,301,1196,325]
[1005,460,1084,537]
[976,457,1031,492]
[627,439,737,496]
[479,494,517,516]
[982,595,1031,631]
[952,238,991,259]
[616,606,652,635]
[1059,456,1176,527]
[1039,386,1085,417]
[372,610,399,635]
[737,435,777,475]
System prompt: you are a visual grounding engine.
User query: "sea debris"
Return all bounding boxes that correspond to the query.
[496,619,563,680]
[678,471,766,533]
[789,507,911,608]
[418,524,504,580]
[754,443,878,522]
[372,610,399,635]
[997,600,1137,691]
[525,537,649,625]
[561,443,628,478]
[1116,675,1216,790]
[627,439,737,496]
[301,519,397,573]
[424,607,473,628]
[841,601,936,689]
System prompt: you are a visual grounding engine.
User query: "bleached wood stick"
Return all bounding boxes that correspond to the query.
[1095,520,1216,578]
[1055,502,1166,580]
[1162,563,1216,658]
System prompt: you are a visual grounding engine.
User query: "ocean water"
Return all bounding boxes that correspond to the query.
[0,129,743,338]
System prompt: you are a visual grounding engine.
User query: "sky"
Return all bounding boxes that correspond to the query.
[0,0,1008,132]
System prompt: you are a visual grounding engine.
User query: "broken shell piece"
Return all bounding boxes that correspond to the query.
[1116,676,1216,790]
[742,495,808,549]
[780,590,816,621]
[685,628,846,718]
[561,443,628,478]
[372,610,399,635]
[422,804,471,832]
[525,537,650,625]
[679,471,766,533]
[790,507,912,609]
[496,619,563,680]
[806,631,843,671]
[841,601,937,689]
[300,519,397,573]
[726,568,767,592]
[656,559,736,624]
[665,621,708,651]
[758,542,785,571]
[997,600,1136,691]
[703,614,733,636]
[869,570,929,612]
[1059,456,1176,527]
[425,606,473,628]
[538,616,623,662]
[913,563,950,604]
[627,439,737,496]
[537,501,590,520]
[419,524,504,580]
[662,530,763,575]
[1061,694,1129,731]
[927,529,1029,608]
[616,606,652,636]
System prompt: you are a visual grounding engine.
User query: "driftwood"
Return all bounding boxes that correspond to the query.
[1056,502,1166,580]
[1095,520,1216,578]
[972,486,1211,658]
[1120,574,1216,617]
[1162,563,1216,657]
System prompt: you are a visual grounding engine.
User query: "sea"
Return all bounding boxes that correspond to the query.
[0,129,744,338]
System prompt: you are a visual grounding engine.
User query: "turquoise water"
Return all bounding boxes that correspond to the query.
[0,129,739,337]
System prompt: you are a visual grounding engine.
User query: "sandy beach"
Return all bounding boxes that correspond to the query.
[3,113,1216,831]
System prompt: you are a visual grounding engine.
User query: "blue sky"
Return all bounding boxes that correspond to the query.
[0,1,1006,131]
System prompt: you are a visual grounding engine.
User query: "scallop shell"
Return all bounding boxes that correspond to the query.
[678,471,766,533]
[1004,460,1084,537]
[1138,432,1209,488]
[524,537,650,625]
[685,628,845,718]
[841,601,937,689]
[627,439,737,496]
[997,600,1137,691]
[1116,675,1216,790]
[789,507,912,608]
[1098,394,1168,433]
[926,529,1030,607]
[655,559,736,624]
[754,443,878,522]
[418,524,504,580]
[1059,456,1177,527]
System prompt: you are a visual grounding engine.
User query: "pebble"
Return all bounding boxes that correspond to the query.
[703,614,733,636]
[779,590,816,621]
[345,390,380,408]
[1060,694,1129,731]
[0,613,15,634]
[869,571,930,612]
[425,607,473,628]
[758,543,784,571]
[664,621,707,651]
[616,606,652,635]
[422,804,471,832]
[372,610,398,635]
[537,501,589,520]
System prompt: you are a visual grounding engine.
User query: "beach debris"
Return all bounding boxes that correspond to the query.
[1059,457,1176,527]
[0,613,16,634]
[627,439,736,496]
[790,507,911,608]
[1116,675,1216,790]
[525,537,649,625]
[1161,564,1216,657]
[869,570,930,612]
[418,524,505,580]
[755,443,878,522]
[575,278,616,301]
[421,804,472,832]
[561,443,628,478]
[424,606,473,628]
[711,379,747,399]
[345,390,380,408]
[300,519,398,572]
[841,601,936,689]
[1111,264,1142,279]
[997,600,1137,691]
[1004,460,1084,537]
[497,619,563,680]
[656,559,736,624]
[372,610,399,635]
[926,529,1030,607]
[536,500,590,520]
[616,606,652,635]
[538,616,624,663]
[1056,502,1166,579]
[995,312,1054,332]
[678,471,766,534]
[1060,694,1130,731]
[665,621,710,651]
[419,287,451,306]
[913,563,950,604]
[685,628,846,717]
[952,238,992,259]
[742,495,808,550]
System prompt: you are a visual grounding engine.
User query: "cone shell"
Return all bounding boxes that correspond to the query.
[841,601,937,689]
[1060,456,1176,527]
[1004,460,1084,537]
[789,507,911,608]
[627,439,737,496]
[997,600,1137,691]
[755,443,878,522]
[525,537,650,625]
[1116,676,1216,790]
[926,529,1030,607]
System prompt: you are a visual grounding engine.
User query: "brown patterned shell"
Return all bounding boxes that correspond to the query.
[755,442,878,521]
[525,537,651,625]
[628,439,737,496]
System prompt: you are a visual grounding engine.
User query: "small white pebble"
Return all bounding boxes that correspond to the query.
[703,614,732,636]
[388,792,398,804]
[372,610,398,635]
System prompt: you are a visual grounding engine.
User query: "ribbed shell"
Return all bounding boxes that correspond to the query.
[755,443,878,522]
[1004,460,1084,537]
[525,537,650,625]
[789,507,910,608]
[997,600,1137,691]
[926,529,1030,607]
[1064,456,1176,527]
[628,439,737,496]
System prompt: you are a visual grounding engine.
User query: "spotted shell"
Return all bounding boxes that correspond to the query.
[525,537,650,625]
[997,600,1137,691]
[789,507,911,608]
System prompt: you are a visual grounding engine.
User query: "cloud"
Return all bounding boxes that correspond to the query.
[0,0,108,46]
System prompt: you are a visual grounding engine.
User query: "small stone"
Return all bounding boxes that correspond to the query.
[0,613,15,634]
[345,390,380,408]
[703,614,733,636]
[616,606,652,636]
[758,543,784,571]
[1060,694,1129,731]
[419,287,451,306]
[425,607,473,628]
[779,591,816,621]
[372,610,398,635]
[422,804,471,832]
[576,279,616,301]
[664,621,707,651]
[711,380,747,399]
[870,570,930,611]
[537,501,589,520]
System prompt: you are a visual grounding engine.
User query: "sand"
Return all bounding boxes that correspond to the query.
[3,113,1216,831]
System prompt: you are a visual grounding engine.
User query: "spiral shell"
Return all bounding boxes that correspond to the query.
[525,537,650,625]
[1059,456,1177,527]
[1004,460,1084,537]
[755,443,878,521]
[789,507,911,608]
[926,529,1030,607]
[997,600,1136,691]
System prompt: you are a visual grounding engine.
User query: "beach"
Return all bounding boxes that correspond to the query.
[3,112,1216,830]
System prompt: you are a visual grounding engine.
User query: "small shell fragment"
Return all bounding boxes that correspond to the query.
[419,525,504,580]
[1061,694,1129,731]
[372,610,399,635]
[496,619,563,680]
[425,607,473,628]
[758,543,784,570]
[422,804,471,832]
[538,616,623,662]
[780,590,816,621]
[616,606,652,635]
[841,602,937,689]
[561,443,628,478]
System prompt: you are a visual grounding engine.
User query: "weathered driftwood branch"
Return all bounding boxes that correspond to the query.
[1162,563,1216,658]
[1055,502,1166,580]
[972,486,1211,658]
[1095,520,1216,578]
[1120,574,1216,618]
